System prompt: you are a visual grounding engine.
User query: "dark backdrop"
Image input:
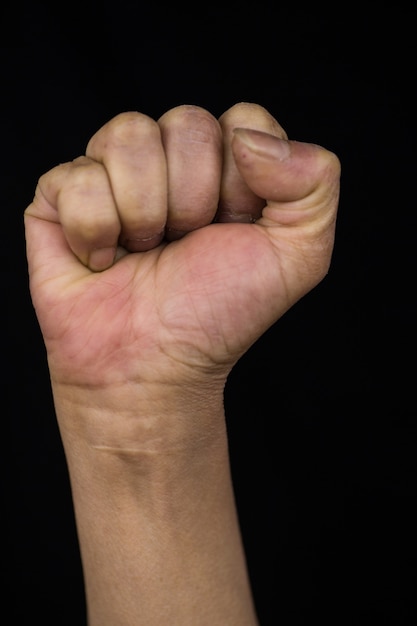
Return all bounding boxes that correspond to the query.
[3,3,416,625]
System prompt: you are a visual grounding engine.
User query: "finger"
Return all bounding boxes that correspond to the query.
[232,128,341,289]
[216,102,287,223]
[27,157,122,273]
[86,112,167,252]
[158,105,222,240]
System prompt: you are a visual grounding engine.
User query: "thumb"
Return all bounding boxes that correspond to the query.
[232,128,341,293]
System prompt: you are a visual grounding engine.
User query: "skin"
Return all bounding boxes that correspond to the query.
[24,102,340,625]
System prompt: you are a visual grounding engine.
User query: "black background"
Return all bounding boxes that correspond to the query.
[3,3,416,625]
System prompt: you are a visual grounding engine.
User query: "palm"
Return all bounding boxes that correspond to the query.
[30,222,286,388]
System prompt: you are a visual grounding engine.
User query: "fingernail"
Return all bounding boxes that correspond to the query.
[233,128,291,161]
[122,231,164,252]
[88,247,116,271]
[214,211,256,224]
[165,227,188,241]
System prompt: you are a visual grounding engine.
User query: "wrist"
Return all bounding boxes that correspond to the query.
[52,378,232,532]
[50,375,228,463]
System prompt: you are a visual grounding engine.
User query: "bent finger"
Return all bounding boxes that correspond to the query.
[158,105,223,240]
[86,112,167,251]
[35,157,121,271]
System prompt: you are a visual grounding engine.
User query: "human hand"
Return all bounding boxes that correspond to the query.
[24,102,340,448]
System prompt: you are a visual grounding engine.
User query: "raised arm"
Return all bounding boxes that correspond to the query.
[24,102,340,626]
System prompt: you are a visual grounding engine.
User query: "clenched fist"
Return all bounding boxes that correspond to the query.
[25,102,340,399]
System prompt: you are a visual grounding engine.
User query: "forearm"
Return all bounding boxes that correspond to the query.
[53,387,259,626]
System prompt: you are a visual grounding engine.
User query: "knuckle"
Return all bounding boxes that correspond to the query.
[160,104,221,145]
[223,101,267,116]
[314,148,342,197]
[220,102,287,139]
[68,158,104,189]
[88,111,160,155]
[326,150,342,178]
[37,162,69,192]
[109,111,159,142]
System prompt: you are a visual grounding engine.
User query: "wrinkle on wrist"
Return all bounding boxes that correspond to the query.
[52,378,227,461]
